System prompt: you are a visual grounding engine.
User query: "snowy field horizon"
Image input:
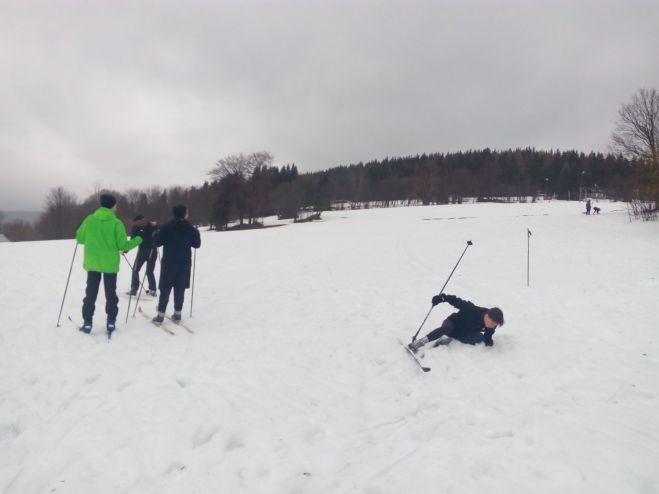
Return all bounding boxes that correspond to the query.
[1,200,658,494]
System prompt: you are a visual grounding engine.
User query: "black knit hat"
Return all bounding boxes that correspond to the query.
[172,204,187,219]
[100,194,117,209]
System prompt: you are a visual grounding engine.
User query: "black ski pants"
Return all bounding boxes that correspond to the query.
[82,271,118,325]
[157,265,189,314]
[426,318,485,345]
[131,248,157,292]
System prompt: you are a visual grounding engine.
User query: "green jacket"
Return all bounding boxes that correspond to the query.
[76,207,142,273]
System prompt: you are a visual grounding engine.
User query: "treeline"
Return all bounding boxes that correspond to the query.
[0,147,650,242]
[301,148,637,205]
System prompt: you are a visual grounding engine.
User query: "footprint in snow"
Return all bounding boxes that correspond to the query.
[175,376,193,388]
[192,427,219,448]
[224,432,246,451]
[0,423,20,440]
[85,374,101,384]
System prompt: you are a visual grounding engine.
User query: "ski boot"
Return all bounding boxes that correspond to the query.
[171,311,182,323]
[433,337,453,347]
[152,312,165,326]
[107,322,116,336]
[408,336,429,353]
[79,323,92,334]
[146,289,157,297]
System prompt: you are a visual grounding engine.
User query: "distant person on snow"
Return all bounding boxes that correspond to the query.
[593,206,601,214]
[76,194,142,335]
[152,205,201,326]
[408,294,504,352]
[586,199,592,215]
[127,214,159,297]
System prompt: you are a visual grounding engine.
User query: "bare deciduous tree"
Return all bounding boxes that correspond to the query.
[38,186,79,239]
[612,88,659,167]
[208,152,274,181]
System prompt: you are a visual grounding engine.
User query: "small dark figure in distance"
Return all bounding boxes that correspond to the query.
[408,294,504,352]
[593,206,600,214]
[586,199,592,215]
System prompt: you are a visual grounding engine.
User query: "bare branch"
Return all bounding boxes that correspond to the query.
[611,88,659,166]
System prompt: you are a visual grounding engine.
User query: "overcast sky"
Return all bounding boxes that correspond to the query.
[1,0,657,210]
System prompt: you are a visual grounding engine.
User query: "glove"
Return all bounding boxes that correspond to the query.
[431,294,446,306]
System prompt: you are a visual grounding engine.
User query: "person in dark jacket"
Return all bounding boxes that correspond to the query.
[152,205,201,325]
[127,215,159,296]
[408,294,504,352]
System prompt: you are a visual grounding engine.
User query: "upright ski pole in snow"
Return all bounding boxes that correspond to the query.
[121,253,135,324]
[56,241,79,327]
[411,240,473,342]
[527,228,532,287]
[190,247,197,317]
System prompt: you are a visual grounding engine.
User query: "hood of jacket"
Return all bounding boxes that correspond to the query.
[92,207,117,221]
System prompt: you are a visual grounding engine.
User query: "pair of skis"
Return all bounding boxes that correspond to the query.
[68,307,194,339]
[398,339,430,372]
[68,316,113,341]
[137,306,194,335]
[399,338,452,373]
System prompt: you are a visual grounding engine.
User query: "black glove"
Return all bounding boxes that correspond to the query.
[431,294,446,306]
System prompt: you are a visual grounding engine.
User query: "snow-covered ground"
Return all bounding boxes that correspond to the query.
[1,201,658,494]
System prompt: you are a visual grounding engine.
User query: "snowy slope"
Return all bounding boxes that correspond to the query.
[1,201,658,494]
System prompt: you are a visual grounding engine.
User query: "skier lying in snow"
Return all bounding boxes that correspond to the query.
[408,294,504,352]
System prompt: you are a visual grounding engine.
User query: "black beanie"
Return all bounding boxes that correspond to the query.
[100,194,117,209]
[172,204,187,219]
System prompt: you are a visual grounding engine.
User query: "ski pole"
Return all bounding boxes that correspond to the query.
[121,253,135,323]
[121,252,134,271]
[56,241,78,327]
[190,247,197,317]
[527,228,532,287]
[411,240,473,341]
[132,245,158,318]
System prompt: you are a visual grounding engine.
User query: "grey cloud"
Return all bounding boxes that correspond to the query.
[1,0,657,209]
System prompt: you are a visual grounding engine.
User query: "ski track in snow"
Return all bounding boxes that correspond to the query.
[0,201,658,493]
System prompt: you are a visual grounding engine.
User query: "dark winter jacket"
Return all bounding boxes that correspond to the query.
[155,218,201,269]
[130,222,158,252]
[444,294,495,346]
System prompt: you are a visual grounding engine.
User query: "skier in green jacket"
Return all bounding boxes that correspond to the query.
[75,194,142,335]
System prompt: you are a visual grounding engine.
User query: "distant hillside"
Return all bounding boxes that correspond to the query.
[1,210,41,224]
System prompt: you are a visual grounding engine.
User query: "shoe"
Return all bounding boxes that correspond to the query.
[172,311,182,323]
[126,290,137,296]
[79,323,92,334]
[146,289,157,297]
[433,337,453,347]
[152,313,165,326]
[408,336,429,353]
[107,322,116,334]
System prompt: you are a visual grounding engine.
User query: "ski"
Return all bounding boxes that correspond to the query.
[398,339,431,372]
[137,306,175,335]
[165,314,194,334]
[68,316,112,341]
[68,315,83,332]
